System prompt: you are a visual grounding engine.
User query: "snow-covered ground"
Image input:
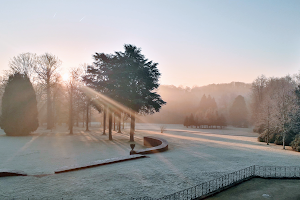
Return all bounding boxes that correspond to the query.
[0,123,299,199]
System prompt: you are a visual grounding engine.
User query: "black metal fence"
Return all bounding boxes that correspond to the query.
[254,166,300,178]
[132,165,300,200]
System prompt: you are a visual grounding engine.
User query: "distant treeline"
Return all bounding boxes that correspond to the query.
[184,113,227,129]
[184,94,226,129]
[183,94,248,129]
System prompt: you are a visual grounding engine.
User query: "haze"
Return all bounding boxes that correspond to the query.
[1,0,300,87]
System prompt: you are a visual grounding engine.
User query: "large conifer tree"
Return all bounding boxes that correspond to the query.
[84,44,166,141]
[229,95,248,127]
[1,73,39,136]
[199,94,207,112]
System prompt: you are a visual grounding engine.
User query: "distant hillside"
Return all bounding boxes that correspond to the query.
[139,82,252,124]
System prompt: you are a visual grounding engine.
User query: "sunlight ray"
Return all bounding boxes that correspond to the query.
[1,135,40,166]
[141,130,299,155]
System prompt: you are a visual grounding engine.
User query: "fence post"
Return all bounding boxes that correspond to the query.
[222,176,223,187]
[228,174,229,185]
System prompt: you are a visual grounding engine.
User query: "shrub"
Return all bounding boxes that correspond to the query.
[258,128,296,146]
[258,130,267,142]
[160,125,166,133]
[253,124,266,134]
[274,135,283,145]
[291,134,300,152]
[273,133,294,146]
[258,129,277,143]
[268,132,277,143]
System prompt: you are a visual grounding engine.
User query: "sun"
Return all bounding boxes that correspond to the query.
[62,73,70,82]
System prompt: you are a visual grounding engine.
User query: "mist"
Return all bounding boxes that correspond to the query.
[140,82,251,124]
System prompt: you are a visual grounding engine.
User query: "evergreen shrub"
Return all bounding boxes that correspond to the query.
[291,134,300,152]
[1,73,39,136]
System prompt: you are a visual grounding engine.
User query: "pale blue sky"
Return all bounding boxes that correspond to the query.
[1,0,300,87]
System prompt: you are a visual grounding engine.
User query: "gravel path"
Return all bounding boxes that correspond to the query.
[0,124,299,199]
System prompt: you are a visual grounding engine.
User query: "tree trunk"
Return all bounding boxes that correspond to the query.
[283,133,286,149]
[122,113,125,129]
[89,105,92,127]
[86,101,89,131]
[82,109,85,128]
[267,105,270,145]
[76,111,79,127]
[109,109,112,140]
[118,113,121,133]
[69,86,73,134]
[52,93,56,127]
[46,78,53,129]
[103,107,106,135]
[130,113,135,142]
[113,113,116,131]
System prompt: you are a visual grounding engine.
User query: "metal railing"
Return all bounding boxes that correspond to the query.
[132,165,300,200]
[254,166,300,178]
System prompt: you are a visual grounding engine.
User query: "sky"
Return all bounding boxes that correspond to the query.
[1,0,300,87]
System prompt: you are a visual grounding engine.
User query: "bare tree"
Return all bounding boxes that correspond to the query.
[0,73,11,116]
[252,76,298,149]
[52,78,68,126]
[256,95,277,145]
[251,75,267,126]
[66,67,83,134]
[272,77,297,149]
[9,53,37,79]
[85,97,91,131]
[35,53,61,129]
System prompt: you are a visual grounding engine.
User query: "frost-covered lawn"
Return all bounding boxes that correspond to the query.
[0,123,299,199]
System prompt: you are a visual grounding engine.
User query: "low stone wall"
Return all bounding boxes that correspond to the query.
[0,170,27,177]
[55,154,148,174]
[133,136,168,155]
